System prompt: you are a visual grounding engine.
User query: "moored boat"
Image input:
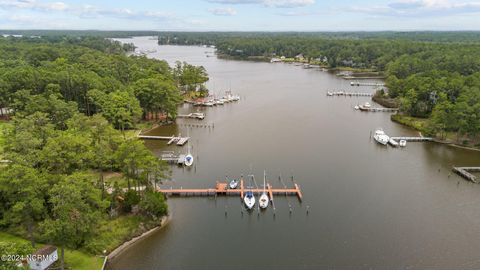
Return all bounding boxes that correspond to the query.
[373,129,389,145]
[229,179,238,189]
[244,191,255,210]
[389,137,399,147]
[259,171,269,209]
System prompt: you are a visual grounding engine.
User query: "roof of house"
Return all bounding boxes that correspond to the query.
[33,245,57,257]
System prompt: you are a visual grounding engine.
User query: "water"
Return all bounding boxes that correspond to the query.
[110,36,480,270]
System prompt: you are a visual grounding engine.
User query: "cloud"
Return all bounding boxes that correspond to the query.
[0,0,69,11]
[349,0,480,17]
[206,0,315,8]
[209,7,237,15]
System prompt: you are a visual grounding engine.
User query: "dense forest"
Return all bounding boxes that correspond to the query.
[0,35,208,270]
[159,32,480,144]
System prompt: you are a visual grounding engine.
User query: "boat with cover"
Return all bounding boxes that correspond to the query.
[373,129,389,145]
[244,191,255,210]
[229,178,238,189]
[259,171,269,209]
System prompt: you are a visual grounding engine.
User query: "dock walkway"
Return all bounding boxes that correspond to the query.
[138,135,190,146]
[351,81,385,87]
[390,136,433,142]
[327,91,373,97]
[158,180,302,201]
[359,106,399,112]
[453,167,480,183]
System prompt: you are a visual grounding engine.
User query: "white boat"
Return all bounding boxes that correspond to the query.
[214,99,224,105]
[203,101,214,107]
[373,129,389,145]
[229,179,238,189]
[231,95,240,101]
[184,139,194,166]
[388,137,399,147]
[364,102,371,108]
[399,140,407,147]
[191,112,205,119]
[327,91,333,96]
[354,105,359,110]
[184,153,193,166]
[259,171,269,209]
[244,191,255,210]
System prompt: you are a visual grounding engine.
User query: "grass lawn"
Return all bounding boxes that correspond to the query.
[86,215,150,254]
[391,114,429,134]
[0,232,104,270]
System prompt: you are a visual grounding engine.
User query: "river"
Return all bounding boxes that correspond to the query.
[110,36,480,270]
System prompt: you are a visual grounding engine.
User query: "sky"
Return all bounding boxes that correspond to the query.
[1,0,480,31]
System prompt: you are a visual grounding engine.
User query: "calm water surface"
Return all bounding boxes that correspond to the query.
[110,37,480,270]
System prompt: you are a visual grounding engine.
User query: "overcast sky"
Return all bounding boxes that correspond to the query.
[1,0,480,31]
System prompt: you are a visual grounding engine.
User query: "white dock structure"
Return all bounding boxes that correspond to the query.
[177,113,205,120]
[138,135,190,146]
[160,152,188,165]
[359,106,399,112]
[327,91,373,97]
[351,81,385,87]
[390,136,433,142]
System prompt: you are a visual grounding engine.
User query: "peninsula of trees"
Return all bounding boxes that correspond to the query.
[0,34,208,270]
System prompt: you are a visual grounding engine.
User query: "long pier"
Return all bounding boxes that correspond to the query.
[351,81,385,87]
[327,91,373,97]
[390,136,433,142]
[453,167,480,183]
[359,106,399,112]
[138,135,190,145]
[158,180,303,201]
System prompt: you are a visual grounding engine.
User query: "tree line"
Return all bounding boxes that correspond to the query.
[0,36,209,129]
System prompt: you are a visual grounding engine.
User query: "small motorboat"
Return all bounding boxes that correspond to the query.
[373,129,389,146]
[399,140,407,147]
[389,137,399,147]
[184,154,193,166]
[354,105,359,110]
[327,91,333,96]
[203,101,214,107]
[244,191,255,210]
[191,112,205,119]
[229,179,238,189]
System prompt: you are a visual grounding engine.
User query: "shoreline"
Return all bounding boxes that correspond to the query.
[390,114,480,152]
[106,213,171,265]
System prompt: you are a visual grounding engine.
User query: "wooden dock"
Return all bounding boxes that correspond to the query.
[138,135,190,146]
[359,106,399,112]
[160,152,187,165]
[177,113,205,120]
[390,136,433,142]
[158,180,303,201]
[453,167,480,183]
[327,91,373,97]
[351,81,385,87]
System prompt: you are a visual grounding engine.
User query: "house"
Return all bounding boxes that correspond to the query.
[295,53,304,60]
[28,245,58,270]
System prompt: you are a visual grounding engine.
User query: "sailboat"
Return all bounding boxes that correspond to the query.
[259,171,269,209]
[243,175,255,210]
